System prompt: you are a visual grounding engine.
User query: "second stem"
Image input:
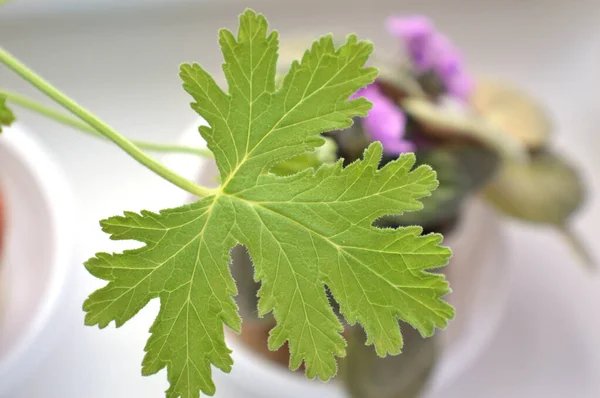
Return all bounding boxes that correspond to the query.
[0,48,213,198]
[1,91,214,158]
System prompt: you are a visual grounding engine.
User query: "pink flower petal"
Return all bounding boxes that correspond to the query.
[352,84,414,154]
[385,15,475,100]
[386,16,436,71]
[429,34,474,100]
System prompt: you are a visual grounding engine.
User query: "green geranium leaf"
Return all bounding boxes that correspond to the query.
[84,9,453,398]
[0,95,16,133]
[473,78,551,150]
[381,144,500,230]
[485,149,593,267]
[401,97,527,162]
[485,150,584,225]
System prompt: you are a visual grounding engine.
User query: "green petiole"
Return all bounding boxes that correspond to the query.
[0,48,214,198]
[0,91,214,158]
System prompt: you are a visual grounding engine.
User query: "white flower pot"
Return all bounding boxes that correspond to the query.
[0,125,76,395]
[163,122,512,398]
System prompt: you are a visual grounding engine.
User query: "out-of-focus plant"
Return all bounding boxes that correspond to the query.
[258,13,591,398]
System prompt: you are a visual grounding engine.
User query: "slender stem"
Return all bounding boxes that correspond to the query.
[0,90,214,158]
[557,225,595,270]
[126,141,212,157]
[0,48,214,198]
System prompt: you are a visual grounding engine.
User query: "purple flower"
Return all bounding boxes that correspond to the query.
[429,34,474,100]
[386,16,435,71]
[352,84,415,154]
[386,15,474,101]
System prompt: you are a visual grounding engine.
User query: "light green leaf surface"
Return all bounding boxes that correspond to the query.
[84,9,453,398]
[270,136,338,176]
[0,95,15,133]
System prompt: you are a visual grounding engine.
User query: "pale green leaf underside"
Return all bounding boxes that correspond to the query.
[84,9,453,398]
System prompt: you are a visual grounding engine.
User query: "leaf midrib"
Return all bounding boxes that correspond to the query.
[219,41,371,190]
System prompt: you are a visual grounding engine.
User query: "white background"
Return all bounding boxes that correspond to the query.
[1,0,600,396]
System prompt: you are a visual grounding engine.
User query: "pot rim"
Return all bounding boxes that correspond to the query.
[0,124,76,394]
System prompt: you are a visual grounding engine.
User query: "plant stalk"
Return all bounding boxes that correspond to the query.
[1,90,213,158]
[557,225,595,270]
[0,48,213,198]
